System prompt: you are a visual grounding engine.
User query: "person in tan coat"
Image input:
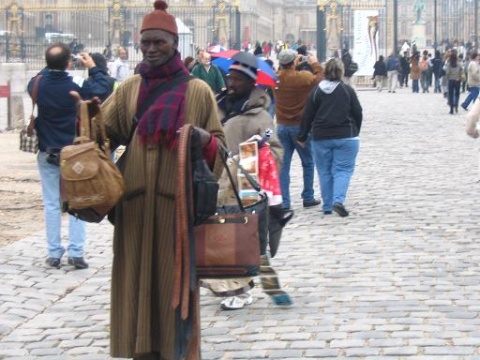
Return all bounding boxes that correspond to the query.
[410,52,421,93]
[100,2,225,359]
[273,49,323,210]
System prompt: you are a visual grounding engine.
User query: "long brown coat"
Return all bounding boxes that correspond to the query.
[410,58,421,80]
[101,75,225,359]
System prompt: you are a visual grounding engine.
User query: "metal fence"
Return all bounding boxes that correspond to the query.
[0,1,240,70]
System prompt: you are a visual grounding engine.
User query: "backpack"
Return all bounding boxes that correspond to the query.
[419,59,429,72]
[60,101,125,223]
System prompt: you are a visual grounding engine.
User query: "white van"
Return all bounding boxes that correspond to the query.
[45,33,76,44]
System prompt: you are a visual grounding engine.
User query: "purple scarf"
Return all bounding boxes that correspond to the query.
[136,52,191,149]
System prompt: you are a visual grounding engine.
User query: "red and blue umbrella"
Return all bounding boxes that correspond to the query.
[211,50,278,87]
[207,44,227,53]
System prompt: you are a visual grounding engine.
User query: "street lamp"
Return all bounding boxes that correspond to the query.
[317,0,327,62]
[393,0,398,54]
[475,0,478,50]
[434,0,437,50]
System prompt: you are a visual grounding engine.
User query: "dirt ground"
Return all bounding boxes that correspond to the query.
[0,132,44,246]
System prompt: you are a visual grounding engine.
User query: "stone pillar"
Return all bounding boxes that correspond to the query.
[0,63,27,131]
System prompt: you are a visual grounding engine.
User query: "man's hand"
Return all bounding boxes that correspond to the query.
[78,52,96,69]
[308,54,318,64]
[297,140,306,148]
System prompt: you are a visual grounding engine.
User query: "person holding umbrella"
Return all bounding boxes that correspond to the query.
[202,52,291,310]
[211,50,278,88]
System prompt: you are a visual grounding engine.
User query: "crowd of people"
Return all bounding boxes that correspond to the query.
[372,47,480,114]
[27,1,366,358]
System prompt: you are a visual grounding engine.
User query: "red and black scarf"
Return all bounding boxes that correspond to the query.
[136,52,191,149]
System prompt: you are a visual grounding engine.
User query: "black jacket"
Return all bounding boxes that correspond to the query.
[373,60,387,76]
[298,81,363,141]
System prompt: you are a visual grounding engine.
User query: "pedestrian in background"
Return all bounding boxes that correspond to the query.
[298,58,362,217]
[386,52,400,93]
[183,55,195,71]
[373,55,387,92]
[461,51,480,111]
[110,47,130,83]
[100,1,225,358]
[191,50,226,95]
[419,50,430,93]
[410,52,421,93]
[28,45,109,270]
[296,44,314,73]
[442,49,452,98]
[341,48,356,86]
[400,51,411,88]
[274,48,323,211]
[445,49,464,114]
[431,50,444,94]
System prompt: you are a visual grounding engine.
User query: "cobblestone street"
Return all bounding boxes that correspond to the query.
[2,88,480,359]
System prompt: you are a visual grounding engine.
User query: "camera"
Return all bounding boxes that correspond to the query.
[46,147,61,166]
[301,56,308,62]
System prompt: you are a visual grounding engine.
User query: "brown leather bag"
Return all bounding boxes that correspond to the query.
[60,100,125,223]
[194,213,260,278]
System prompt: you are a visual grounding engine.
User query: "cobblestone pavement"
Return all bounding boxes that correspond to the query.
[2,88,480,360]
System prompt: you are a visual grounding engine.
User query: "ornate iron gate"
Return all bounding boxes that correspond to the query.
[0,0,240,69]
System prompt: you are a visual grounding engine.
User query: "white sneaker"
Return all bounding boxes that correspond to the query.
[220,293,254,310]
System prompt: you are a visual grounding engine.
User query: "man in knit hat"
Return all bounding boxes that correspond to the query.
[274,48,323,211]
[99,1,225,359]
[204,53,285,310]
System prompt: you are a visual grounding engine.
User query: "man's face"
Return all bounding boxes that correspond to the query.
[140,29,177,67]
[201,52,211,65]
[227,70,254,99]
[118,48,127,59]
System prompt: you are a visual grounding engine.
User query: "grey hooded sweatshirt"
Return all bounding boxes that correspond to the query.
[298,80,363,141]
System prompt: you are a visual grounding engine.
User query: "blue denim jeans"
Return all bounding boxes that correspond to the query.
[312,138,359,212]
[276,124,315,209]
[37,151,86,259]
[421,71,429,92]
[412,79,419,93]
[462,86,480,108]
[434,74,442,93]
[448,80,461,108]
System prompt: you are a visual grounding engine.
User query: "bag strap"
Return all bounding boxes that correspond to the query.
[28,75,42,121]
[26,75,43,135]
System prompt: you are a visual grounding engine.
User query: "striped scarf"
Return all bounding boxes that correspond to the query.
[136,52,191,149]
